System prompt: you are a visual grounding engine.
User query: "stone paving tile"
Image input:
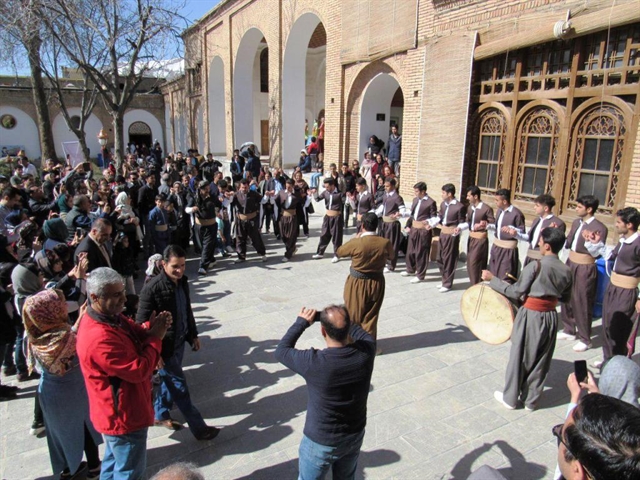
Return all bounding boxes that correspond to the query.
[1,214,602,479]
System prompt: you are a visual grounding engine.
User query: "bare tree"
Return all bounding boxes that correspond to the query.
[0,0,57,162]
[38,0,186,170]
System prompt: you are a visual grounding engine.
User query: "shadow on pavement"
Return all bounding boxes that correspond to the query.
[377,324,475,354]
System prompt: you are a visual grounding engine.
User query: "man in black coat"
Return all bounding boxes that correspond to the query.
[137,245,219,441]
[74,218,113,272]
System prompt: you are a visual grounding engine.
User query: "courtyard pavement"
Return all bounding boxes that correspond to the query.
[0,212,610,480]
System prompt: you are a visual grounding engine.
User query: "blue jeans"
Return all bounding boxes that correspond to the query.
[154,342,207,437]
[101,428,147,480]
[298,430,365,480]
[310,173,324,189]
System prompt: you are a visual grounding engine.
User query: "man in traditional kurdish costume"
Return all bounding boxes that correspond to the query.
[274,179,301,263]
[435,184,466,293]
[347,178,374,232]
[401,182,438,284]
[516,194,566,267]
[336,213,393,342]
[457,185,494,285]
[482,227,572,411]
[311,178,344,263]
[229,179,268,263]
[558,195,608,352]
[487,188,525,283]
[187,181,222,275]
[374,178,406,273]
[585,207,640,365]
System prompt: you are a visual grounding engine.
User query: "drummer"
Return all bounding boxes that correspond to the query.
[481,227,572,411]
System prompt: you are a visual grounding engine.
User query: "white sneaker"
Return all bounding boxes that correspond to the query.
[494,391,515,410]
[332,256,339,263]
[261,255,268,262]
[439,286,451,293]
[410,277,424,284]
[400,271,411,277]
[436,283,442,288]
[383,267,391,274]
[312,254,323,260]
[557,332,576,341]
[593,360,604,369]
[197,268,207,275]
[573,341,590,352]
[281,257,289,263]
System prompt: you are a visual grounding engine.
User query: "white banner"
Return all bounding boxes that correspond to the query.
[61,141,83,167]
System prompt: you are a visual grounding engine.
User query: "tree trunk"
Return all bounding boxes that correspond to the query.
[112,112,125,172]
[77,133,91,164]
[26,34,56,162]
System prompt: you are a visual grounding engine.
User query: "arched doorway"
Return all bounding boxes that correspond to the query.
[208,56,226,155]
[282,14,326,166]
[233,28,269,153]
[359,74,404,160]
[128,121,152,149]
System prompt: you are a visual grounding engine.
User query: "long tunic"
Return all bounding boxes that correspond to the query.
[561,217,608,343]
[406,195,438,279]
[490,254,572,408]
[463,202,495,285]
[436,200,466,289]
[336,234,393,339]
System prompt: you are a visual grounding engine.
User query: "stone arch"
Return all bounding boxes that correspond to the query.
[51,109,104,159]
[233,27,268,148]
[124,109,164,151]
[0,106,40,159]
[345,60,407,162]
[208,55,226,155]
[282,12,326,166]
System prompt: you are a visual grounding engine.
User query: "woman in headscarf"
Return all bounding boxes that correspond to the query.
[23,289,102,480]
[35,249,88,322]
[360,152,375,195]
[42,218,69,251]
[370,153,388,181]
[114,190,142,257]
[56,193,73,218]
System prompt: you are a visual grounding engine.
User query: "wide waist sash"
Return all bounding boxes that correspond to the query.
[523,296,558,312]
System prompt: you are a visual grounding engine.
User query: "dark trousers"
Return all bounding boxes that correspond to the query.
[297,204,309,235]
[236,218,266,258]
[406,227,433,280]
[198,224,217,270]
[279,214,299,258]
[466,236,489,285]
[316,215,343,255]
[437,233,460,289]
[262,204,275,232]
[489,245,519,284]
[379,221,402,270]
[561,261,597,344]
[601,283,637,361]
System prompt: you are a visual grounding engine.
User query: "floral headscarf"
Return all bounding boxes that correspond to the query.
[23,289,76,376]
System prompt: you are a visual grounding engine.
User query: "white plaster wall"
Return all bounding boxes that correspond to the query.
[233,28,264,147]
[124,109,164,151]
[52,109,103,159]
[306,48,326,126]
[282,13,323,167]
[0,106,41,159]
[208,56,226,155]
[390,106,404,135]
[359,74,401,159]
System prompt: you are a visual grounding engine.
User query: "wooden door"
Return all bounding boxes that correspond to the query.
[260,120,269,156]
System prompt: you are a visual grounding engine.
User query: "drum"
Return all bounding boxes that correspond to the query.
[460,283,517,345]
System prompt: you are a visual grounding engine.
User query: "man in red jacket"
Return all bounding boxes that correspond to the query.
[77,267,172,480]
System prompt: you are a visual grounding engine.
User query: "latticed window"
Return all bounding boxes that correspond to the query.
[568,105,627,212]
[514,108,560,200]
[260,48,269,93]
[129,122,151,135]
[475,109,507,191]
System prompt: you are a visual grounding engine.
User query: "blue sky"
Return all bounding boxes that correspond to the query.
[0,1,222,76]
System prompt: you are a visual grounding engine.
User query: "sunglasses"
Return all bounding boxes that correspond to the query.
[552,423,594,479]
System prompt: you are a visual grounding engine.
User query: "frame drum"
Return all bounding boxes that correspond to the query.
[460,284,517,345]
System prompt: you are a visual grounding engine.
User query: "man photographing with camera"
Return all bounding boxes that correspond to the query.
[275,305,375,480]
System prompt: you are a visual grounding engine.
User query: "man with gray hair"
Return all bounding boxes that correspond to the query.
[74,217,113,272]
[150,462,204,480]
[77,267,173,480]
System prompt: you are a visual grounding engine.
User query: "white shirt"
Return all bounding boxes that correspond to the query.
[570,216,596,251]
[459,202,483,232]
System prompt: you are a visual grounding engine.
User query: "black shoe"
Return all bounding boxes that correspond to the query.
[0,385,17,399]
[17,371,41,382]
[2,365,17,376]
[29,421,45,436]
[195,426,220,441]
